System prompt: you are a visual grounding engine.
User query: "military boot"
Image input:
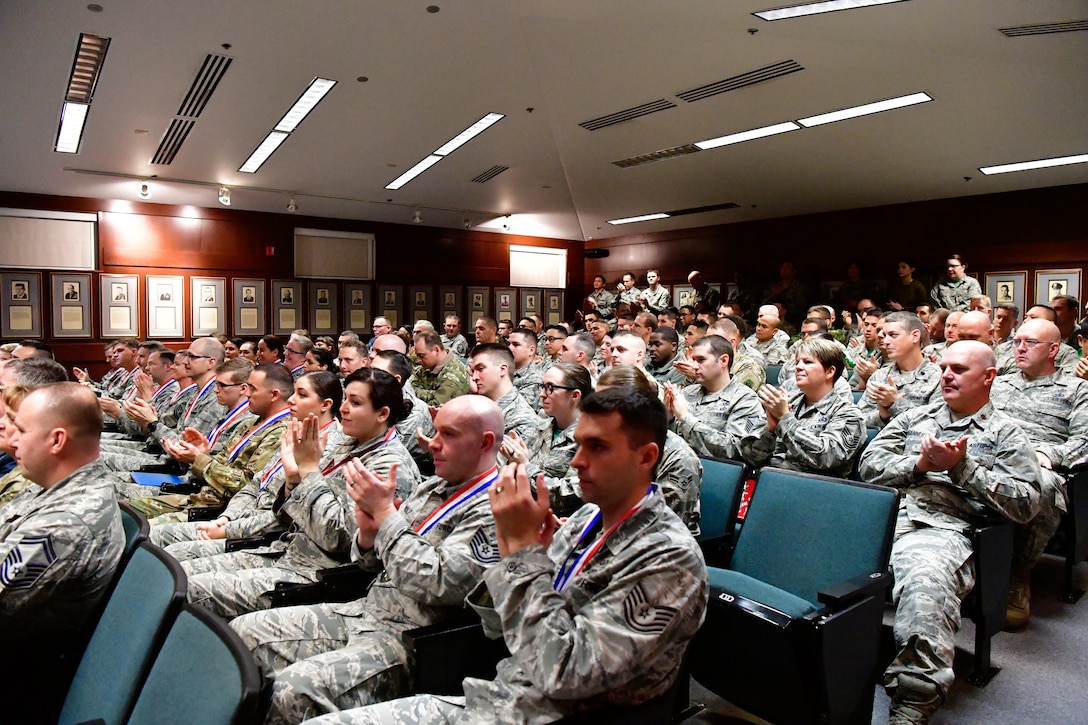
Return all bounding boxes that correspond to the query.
[1005,572,1031,631]
[888,675,941,725]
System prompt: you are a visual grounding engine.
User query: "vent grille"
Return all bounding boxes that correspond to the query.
[471,165,509,183]
[613,144,701,169]
[176,54,233,117]
[676,60,804,103]
[150,119,195,166]
[999,19,1088,37]
[579,99,677,131]
[665,202,740,217]
[65,33,111,103]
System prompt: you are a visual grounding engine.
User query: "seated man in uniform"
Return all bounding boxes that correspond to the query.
[859,311,942,429]
[859,341,1040,724]
[310,386,708,724]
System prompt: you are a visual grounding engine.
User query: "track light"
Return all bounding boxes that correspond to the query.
[412,209,423,224]
[287,196,298,212]
[462,217,472,228]
[138,181,151,199]
[218,186,231,206]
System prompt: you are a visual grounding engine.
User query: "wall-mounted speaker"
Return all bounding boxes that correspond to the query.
[584,248,610,259]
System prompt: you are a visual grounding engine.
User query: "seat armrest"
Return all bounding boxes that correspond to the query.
[405,616,509,695]
[187,505,226,522]
[225,532,280,552]
[161,481,202,494]
[817,571,890,610]
[138,460,185,475]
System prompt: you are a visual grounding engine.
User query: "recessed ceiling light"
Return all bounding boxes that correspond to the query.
[218,186,231,206]
[695,121,800,150]
[274,78,337,133]
[386,155,443,190]
[755,0,909,22]
[607,212,670,225]
[239,131,289,173]
[54,32,110,154]
[385,112,505,189]
[55,102,89,153]
[979,153,1088,175]
[796,91,931,127]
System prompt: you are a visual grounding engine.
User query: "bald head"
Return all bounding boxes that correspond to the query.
[940,340,996,415]
[190,336,226,363]
[1013,319,1062,377]
[430,394,503,482]
[955,311,994,345]
[14,383,102,488]
[371,333,408,356]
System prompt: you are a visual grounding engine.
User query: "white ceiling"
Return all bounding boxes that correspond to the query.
[1,0,1086,242]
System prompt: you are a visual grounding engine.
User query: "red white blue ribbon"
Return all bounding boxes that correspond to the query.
[553,486,655,592]
[183,378,217,422]
[170,382,196,403]
[415,465,500,536]
[321,427,397,476]
[259,420,336,490]
[207,401,251,446]
[226,407,292,462]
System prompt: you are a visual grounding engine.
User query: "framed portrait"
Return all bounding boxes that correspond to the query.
[985,272,1026,315]
[100,274,139,337]
[2,272,42,338]
[672,285,694,309]
[378,285,401,329]
[232,278,266,336]
[410,285,431,323]
[147,275,184,338]
[344,283,371,332]
[520,288,541,318]
[466,286,490,324]
[439,286,461,320]
[1035,269,1082,306]
[272,281,303,336]
[51,272,91,338]
[496,287,516,321]
[308,282,338,335]
[191,276,225,337]
[544,290,564,325]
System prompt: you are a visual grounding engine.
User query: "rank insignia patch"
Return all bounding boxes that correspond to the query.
[1,534,57,589]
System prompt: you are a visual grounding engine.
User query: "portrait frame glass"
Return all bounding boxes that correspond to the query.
[308,282,338,335]
[378,285,401,329]
[519,288,541,317]
[672,285,695,309]
[1035,269,1082,307]
[409,285,431,323]
[466,286,490,324]
[544,290,564,325]
[232,278,266,336]
[439,286,461,322]
[984,272,1026,316]
[191,276,226,337]
[272,280,303,336]
[344,283,371,332]
[100,273,139,337]
[2,271,42,338]
[496,287,516,321]
[51,272,92,338]
[147,275,184,338]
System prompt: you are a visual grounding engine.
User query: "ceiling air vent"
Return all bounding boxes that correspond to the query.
[150,53,232,165]
[579,99,677,131]
[999,19,1088,37]
[471,165,509,183]
[676,60,804,103]
[613,144,701,169]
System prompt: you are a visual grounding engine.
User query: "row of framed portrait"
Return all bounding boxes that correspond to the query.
[0,271,569,340]
[982,269,1083,318]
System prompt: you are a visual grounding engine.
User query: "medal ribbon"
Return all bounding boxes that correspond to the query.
[415,465,499,535]
[321,427,397,476]
[207,401,251,447]
[170,382,197,403]
[260,420,336,490]
[226,407,292,462]
[183,378,217,422]
[553,486,654,592]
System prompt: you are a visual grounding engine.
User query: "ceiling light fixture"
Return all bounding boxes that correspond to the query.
[696,121,800,150]
[754,0,909,22]
[385,112,505,190]
[796,91,931,127]
[607,212,670,226]
[979,153,1088,175]
[412,209,423,224]
[218,186,231,206]
[138,180,151,199]
[239,78,337,173]
[54,32,111,153]
[287,196,298,212]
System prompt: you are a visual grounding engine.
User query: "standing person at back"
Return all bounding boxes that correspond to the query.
[930,254,982,312]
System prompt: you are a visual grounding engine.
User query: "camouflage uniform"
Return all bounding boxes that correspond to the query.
[306,490,708,725]
[656,431,703,537]
[743,390,866,478]
[858,401,1040,706]
[922,340,947,363]
[858,360,943,429]
[587,288,615,319]
[616,287,642,307]
[744,334,789,366]
[998,342,1079,376]
[439,333,469,359]
[991,370,1088,577]
[495,387,545,460]
[528,417,579,483]
[0,460,124,644]
[648,356,689,387]
[670,378,765,462]
[0,467,36,510]
[639,285,671,314]
[411,355,470,406]
[230,470,500,725]
[846,342,883,391]
[690,285,720,313]
[730,352,766,392]
[151,379,229,445]
[115,378,180,438]
[513,361,546,414]
[930,276,982,313]
[185,432,421,619]
[397,385,435,473]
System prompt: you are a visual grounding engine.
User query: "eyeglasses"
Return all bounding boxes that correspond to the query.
[1013,338,1054,349]
[285,347,304,356]
[947,263,964,269]
[544,336,565,342]
[186,352,214,360]
[215,381,246,389]
[541,383,577,396]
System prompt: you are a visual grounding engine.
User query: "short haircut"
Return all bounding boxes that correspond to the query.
[372,350,413,385]
[860,307,884,319]
[260,335,285,358]
[340,338,369,356]
[509,328,538,348]
[413,329,443,351]
[138,340,168,353]
[693,335,734,370]
[796,338,847,381]
[802,317,830,332]
[1052,294,1081,311]
[255,362,295,396]
[471,342,515,378]
[549,362,594,397]
[567,332,596,359]
[611,330,646,349]
[37,382,103,441]
[658,308,679,323]
[1027,304,1057,322]
[646,268,660,276]
[883,311,927,346]
[339,330,361,342]
[593,274,606,284]
[344,368,413,425]
[597,365,656,395]
[443,315,461,325]
[635,312,657,330]
[153,349,177,365]
[805,305,831,320]
[289,334,314,355]
[298,370,344,419]
[545,324,568,338]
[477,316,498,331]
[5,358,68,387]
[215,357,254,381]
[707,318,735,339]
[580,386,667,459]
[651,327,679,346]
[947,253,967,265]
[16,340,54,358]
[995,302,1020,319]
[114,337,140,351]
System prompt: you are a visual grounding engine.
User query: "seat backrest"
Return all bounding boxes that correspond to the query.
[58,542,187,725]
[765,365,782,386]
[127,603,262,725]
[731,467,898,605]
[852,390,864,404]
[119,500,150,561]
[696,457,746,542]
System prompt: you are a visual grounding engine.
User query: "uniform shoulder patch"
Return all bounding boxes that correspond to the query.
[622,582,678,634]
[470,527,500,565]
[1,534,58,589]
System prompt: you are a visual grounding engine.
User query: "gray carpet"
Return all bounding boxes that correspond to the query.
[686,556,1088,724]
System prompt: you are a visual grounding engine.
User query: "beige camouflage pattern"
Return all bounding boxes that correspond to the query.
[411,355,470,406]
[670,378,765,462]
[743,389,865,478]
[858,360,943,429]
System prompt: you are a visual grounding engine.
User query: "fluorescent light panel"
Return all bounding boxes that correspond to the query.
[55,102,89,153]
[696,122,800,150]
[797,92,931,127]
[755,0,908,21]
[385,112,505,189]
[607,213,670,225]
[385,155,444,190]
[238,131,290,173]
[979,153,1088,175]
[274,78,337,132]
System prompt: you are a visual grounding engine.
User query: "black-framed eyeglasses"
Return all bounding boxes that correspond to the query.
[541,383,577,395]
[1013,338,1053,349]
[186,352,214,360]
[544,336,565,342]
[215,381,246,389]
[285,347,304,356]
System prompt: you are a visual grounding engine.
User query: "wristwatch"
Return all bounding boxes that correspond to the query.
[147,420,159,433]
